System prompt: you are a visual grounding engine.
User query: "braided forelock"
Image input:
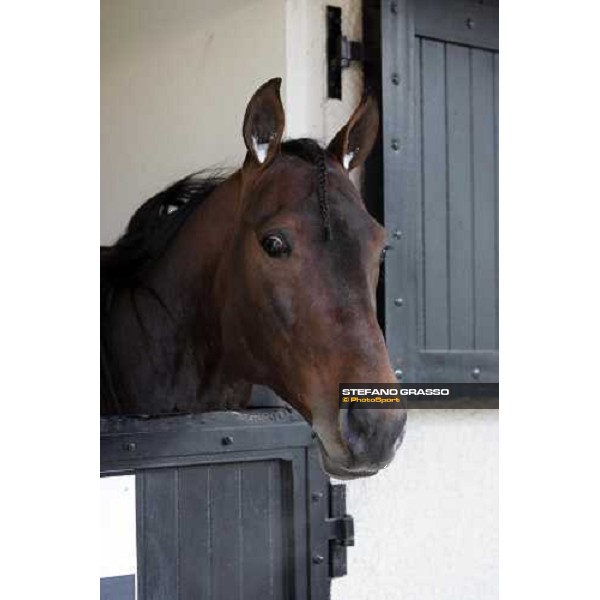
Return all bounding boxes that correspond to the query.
[280,138,332,241]
[315,148,332,241]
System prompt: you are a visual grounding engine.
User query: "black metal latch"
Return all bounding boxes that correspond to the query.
[327,484,355,577]
[327,6,364,99]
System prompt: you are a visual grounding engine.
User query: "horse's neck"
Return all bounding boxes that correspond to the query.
[110,173,251,414]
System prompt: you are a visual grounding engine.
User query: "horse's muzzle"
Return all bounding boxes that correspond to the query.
[338,405,407,473]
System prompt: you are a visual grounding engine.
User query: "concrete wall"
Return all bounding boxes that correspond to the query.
[101,2,498,598]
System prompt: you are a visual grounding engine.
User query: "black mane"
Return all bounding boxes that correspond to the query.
[101,172,227,289]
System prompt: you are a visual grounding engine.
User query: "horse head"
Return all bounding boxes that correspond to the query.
[102,78,407,479]
[213,79,407,478]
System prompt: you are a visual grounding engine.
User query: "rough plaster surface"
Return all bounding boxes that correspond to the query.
[332,409,499,600]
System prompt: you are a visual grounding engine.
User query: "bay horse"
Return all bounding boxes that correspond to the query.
[101,78,407,478]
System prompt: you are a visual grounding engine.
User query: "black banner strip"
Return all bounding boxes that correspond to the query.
[338,383,499,409]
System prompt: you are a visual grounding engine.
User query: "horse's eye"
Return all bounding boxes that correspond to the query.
[261,233,291,258]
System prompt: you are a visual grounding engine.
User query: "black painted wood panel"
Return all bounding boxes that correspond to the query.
[101,406,349,600]
[137,460,293,600]
[381,0,498,383]
[418,37,498,357]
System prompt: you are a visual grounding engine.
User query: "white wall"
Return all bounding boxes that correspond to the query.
[100,475,136,580]
[332,410,499,600]
[101,2,498,598]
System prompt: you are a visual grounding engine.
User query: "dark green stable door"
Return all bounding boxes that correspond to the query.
[382,0,499,383]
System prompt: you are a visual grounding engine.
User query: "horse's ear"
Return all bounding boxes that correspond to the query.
[327,94,379,171]
[243,78,285,168]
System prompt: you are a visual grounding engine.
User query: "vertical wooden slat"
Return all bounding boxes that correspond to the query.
[135,473,145,600]
[493,52,499,347]
[178,466,211,600]
[421,38,449,349]
[239,462,275,600]
[211,464,242,600]
[446,42,475,349]
[288,457,308,599]
[416,36,425,351]
[471,47,497,349]
[270,461,287,599]
[137,469,178,600]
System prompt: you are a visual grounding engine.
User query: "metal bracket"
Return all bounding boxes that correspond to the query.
[340,37,364,68]
[327,6,364,99]
[327,484,355,577]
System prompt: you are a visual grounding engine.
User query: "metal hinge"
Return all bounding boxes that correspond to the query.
[327,484,355,578]
[340,36,364,69]
[326,6,364,99]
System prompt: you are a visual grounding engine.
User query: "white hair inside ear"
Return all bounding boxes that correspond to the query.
[252,136,270,164]
[343,150,356,170]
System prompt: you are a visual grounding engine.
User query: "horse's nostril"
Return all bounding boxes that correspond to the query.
[342,407,370,456]
[348,406,372,434]
[342,408,407,466]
